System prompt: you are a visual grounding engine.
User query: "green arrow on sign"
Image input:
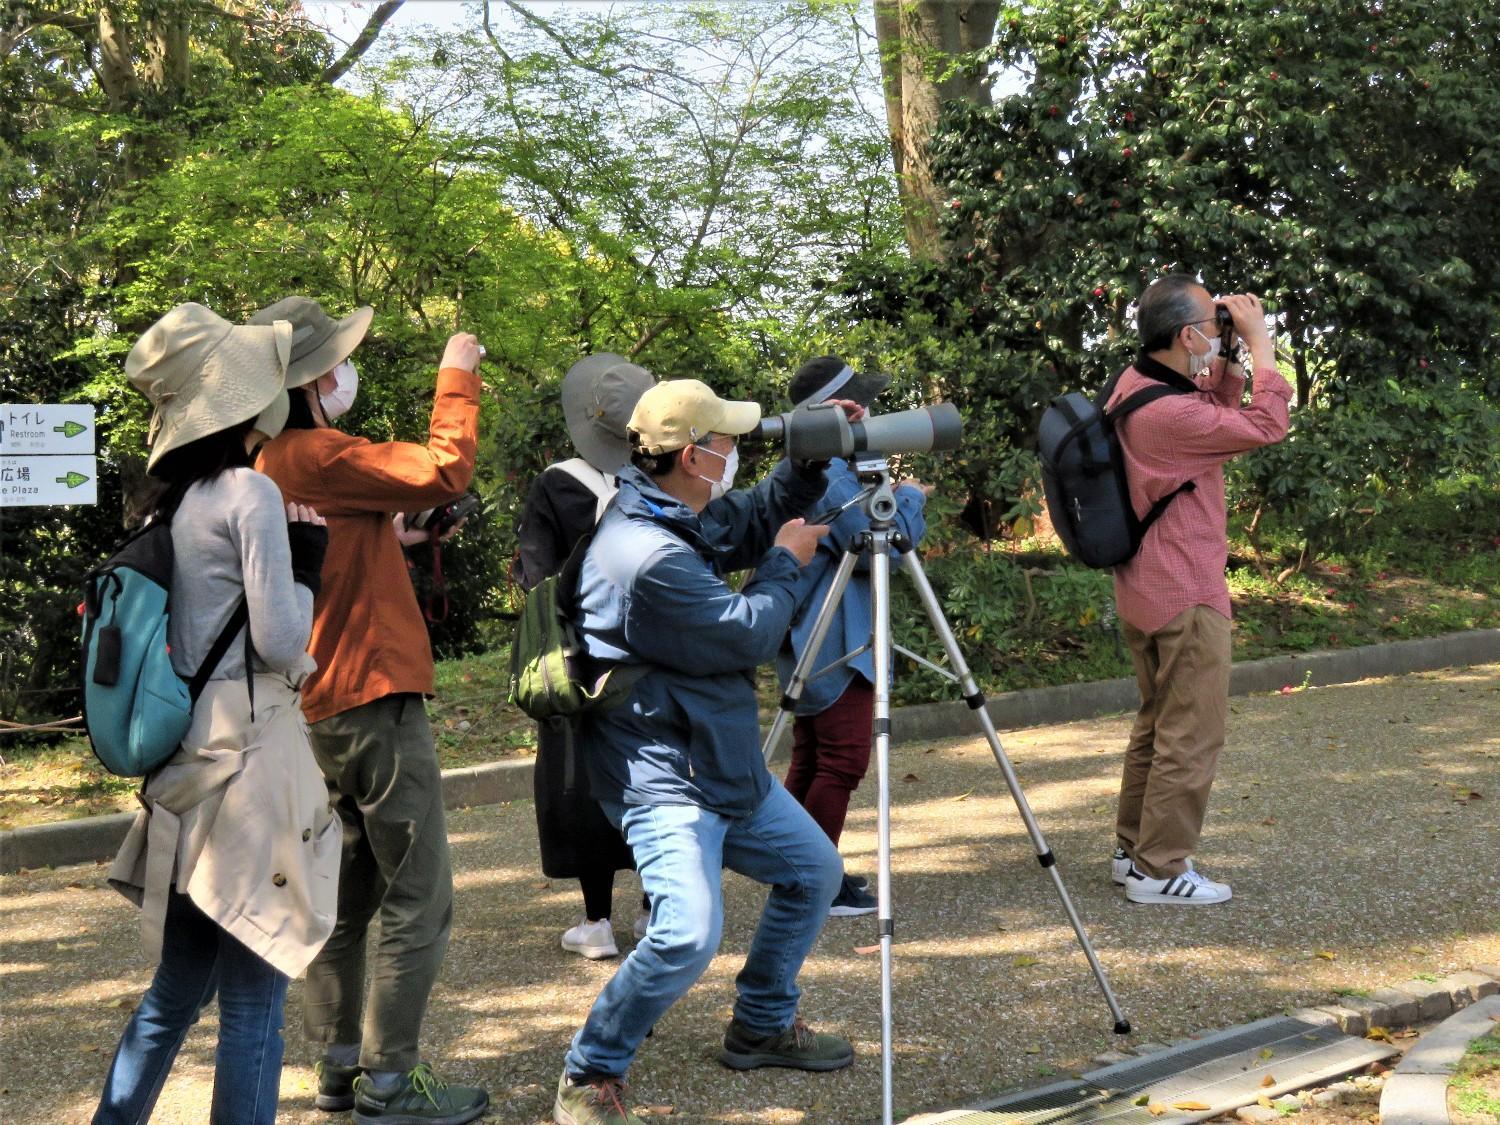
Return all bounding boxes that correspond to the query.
[54,420,87,439]
[57,471,91,488]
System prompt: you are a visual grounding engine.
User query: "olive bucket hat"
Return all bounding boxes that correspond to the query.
[561,353,658,473]
[248,295,373,388]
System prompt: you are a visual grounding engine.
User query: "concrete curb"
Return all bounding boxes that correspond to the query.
[1379,993,1500,1125]
[4,628,1498,874]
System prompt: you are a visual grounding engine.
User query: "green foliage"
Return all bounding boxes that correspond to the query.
[0,1,904,721]
[849,0,1500,550]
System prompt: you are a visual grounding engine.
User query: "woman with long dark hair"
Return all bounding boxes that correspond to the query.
[93,303,340,1124]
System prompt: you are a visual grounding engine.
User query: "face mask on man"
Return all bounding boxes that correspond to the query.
[320,359,359,422]
[691,443,738,501]
[1187,326,1221,377]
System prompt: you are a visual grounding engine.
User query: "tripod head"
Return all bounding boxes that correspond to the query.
[810,456,905,536]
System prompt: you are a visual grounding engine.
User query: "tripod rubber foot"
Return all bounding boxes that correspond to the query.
[1114,1020,1132,1036]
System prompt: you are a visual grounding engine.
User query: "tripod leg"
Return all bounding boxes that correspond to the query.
[898,549,1132,1036]
[761,549,862,764]
[870,534,897,1125]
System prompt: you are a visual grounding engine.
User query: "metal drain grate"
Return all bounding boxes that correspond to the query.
[909,1015,1397,1124]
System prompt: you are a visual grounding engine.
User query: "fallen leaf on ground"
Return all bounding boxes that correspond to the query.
[951,789,973,802]
[1315,950,1337,960]
[1147,1103,1167,1117]
[854,944,880,955]
[1261,1074,1276,1087]
[1366,1027,1393,1042]
[1259,1048,1276,1059]
[1013,955,1040,968]
[1025,1045,1041,1054]
[1172,1101,1212,1111]
[1258,1095,1276,1110]
[903,773,920,782]
[637,1106,675,1117]
[1133,1094,1150,1106]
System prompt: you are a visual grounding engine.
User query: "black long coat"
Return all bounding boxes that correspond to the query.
[515,466,635,879]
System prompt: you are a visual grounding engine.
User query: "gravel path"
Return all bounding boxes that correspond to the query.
[3,663,1497,1124]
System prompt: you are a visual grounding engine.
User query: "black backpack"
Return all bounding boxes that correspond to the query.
[1037,368,1196,568]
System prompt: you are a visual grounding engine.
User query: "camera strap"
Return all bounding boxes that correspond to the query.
[423,528,450,624]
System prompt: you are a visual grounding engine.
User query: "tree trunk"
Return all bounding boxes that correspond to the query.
[875,0,1000,261]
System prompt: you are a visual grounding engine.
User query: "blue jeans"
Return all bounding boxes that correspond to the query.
[94,890,290,1125]
[565,781,843,1079]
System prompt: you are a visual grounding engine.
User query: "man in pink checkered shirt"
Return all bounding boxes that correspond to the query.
[1107,275,1293,905]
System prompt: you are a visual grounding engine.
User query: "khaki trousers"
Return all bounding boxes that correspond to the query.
[301,693,454,1071]
[1115,606,1231,879]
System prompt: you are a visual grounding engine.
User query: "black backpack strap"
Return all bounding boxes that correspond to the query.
[1106,380,1199,537]
[187,598,250,703]
[1105,383,1185,424]
[556,529,596,617]
[1137,480,1197,536]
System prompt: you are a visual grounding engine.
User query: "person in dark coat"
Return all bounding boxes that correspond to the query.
[514,354,655,959]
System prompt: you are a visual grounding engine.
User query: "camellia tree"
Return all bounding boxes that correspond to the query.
[853,0,1500,559]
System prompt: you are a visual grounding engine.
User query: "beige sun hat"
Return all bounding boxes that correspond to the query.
[126,303,293,471]
[627,378,761,456]
[248,295,373,387]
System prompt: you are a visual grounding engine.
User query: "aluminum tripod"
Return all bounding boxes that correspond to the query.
[761,459,1131,1125]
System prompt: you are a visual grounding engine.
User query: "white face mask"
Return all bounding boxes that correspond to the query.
[320,359,359,421]
[692,443,738,501]
[1188,326,1221,377]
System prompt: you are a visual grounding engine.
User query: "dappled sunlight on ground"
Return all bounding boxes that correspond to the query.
[1,664,1496,1122]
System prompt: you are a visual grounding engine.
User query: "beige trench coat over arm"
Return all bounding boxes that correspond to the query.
[109,667,341,979]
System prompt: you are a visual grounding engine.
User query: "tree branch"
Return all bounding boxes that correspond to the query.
[320,0,402,84]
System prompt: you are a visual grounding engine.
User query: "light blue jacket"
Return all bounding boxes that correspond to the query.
[574,460,826,815]
[775,460,927,716]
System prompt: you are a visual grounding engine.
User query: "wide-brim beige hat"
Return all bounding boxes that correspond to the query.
[561,353,657,473]
[248,295,372,387]
[126,303,292,471]
[628,378,761,456]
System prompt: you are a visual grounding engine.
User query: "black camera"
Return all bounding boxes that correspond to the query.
[404,492,481,536]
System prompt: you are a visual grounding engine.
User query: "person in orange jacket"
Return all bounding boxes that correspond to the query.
[252,297,488,1125]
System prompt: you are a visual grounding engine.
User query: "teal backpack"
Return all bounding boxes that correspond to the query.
[81,519,248,777]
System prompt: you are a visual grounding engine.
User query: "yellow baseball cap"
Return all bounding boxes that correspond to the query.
[627,378,762,456]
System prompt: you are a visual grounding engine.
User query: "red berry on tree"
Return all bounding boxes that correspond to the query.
[1048,104,1059,117]
[1122,146,1132,156]
[1124,110,1135,123]
[1092,287,1105,298]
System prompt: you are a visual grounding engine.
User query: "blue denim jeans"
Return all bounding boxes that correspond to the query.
[94,890,290,1125]
[565,781,843,1079]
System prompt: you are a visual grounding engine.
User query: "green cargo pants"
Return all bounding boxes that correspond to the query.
[302,693,453,1071]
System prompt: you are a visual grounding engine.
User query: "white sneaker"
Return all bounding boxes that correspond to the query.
[1124,864,1232,905]
[561,917,618,959]
[632,908,650,941]
[1111,847,1131,886]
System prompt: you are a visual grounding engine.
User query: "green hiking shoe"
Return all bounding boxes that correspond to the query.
[351,1063,488,1125]
[717,1015,854,1072]
[315,1057,361,1112]
[553,1070,644,1125]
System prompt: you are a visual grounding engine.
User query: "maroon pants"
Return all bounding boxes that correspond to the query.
[784,678,875,846]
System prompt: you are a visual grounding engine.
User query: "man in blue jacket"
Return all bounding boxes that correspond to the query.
[554,379,855,1125]
[777,356,930,918]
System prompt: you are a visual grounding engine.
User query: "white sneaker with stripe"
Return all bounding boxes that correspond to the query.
[1124,864,1232,905]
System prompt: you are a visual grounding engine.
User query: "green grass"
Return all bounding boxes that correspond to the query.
[4,483,1496,831]
[1450,1030,1500,1124]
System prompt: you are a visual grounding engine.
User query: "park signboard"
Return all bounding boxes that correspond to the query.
[0,404,98,507]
